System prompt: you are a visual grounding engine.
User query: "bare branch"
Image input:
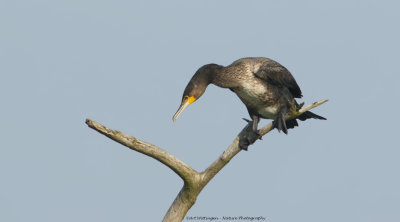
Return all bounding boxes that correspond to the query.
[85,119,198,183]
[162,182,201,222]
[200,127,248,184]
[86,99,328,222]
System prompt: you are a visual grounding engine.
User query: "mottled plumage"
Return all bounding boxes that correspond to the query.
[173,57,326,149]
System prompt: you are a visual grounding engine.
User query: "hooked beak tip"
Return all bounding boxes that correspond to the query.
[172,101,190,123]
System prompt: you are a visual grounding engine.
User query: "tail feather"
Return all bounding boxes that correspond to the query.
[297,111,326,121]
[285,119,299,129]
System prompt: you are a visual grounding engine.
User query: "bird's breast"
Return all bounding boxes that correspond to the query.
[233,81,279,119]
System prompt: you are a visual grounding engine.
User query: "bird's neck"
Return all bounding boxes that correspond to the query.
[193,64,224,86]
[205,64,236,88]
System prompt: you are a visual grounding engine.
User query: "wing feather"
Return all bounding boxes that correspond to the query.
[254,62,303,98]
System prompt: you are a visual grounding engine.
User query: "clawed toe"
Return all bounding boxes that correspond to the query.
[242,118,251,123]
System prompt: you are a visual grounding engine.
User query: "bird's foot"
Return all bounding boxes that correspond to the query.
[239,130,260,151]
[273,118,288,134]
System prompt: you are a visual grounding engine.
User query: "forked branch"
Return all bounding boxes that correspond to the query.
[86,99,328,222]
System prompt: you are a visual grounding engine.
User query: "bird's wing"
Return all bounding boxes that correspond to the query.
[253,63,303,98]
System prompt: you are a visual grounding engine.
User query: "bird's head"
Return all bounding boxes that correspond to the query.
[172,64,221,122]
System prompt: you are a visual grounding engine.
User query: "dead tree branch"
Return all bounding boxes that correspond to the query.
[86,99,328,222]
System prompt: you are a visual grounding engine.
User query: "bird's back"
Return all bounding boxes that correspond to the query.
[229,57,281,70]
[211,57,269,87]
[222,57,301,119]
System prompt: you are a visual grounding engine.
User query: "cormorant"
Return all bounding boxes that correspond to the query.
[172,57,326,150]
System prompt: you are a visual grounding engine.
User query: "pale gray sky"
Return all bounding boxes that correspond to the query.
[1,0,399,221]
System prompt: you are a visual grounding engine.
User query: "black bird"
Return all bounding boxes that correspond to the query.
[172,57,326,150]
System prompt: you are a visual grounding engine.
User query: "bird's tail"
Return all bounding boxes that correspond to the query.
[297,111,327,121]
[294,101,326,121]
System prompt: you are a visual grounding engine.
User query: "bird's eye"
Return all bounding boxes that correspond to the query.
[184,96,189,100]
